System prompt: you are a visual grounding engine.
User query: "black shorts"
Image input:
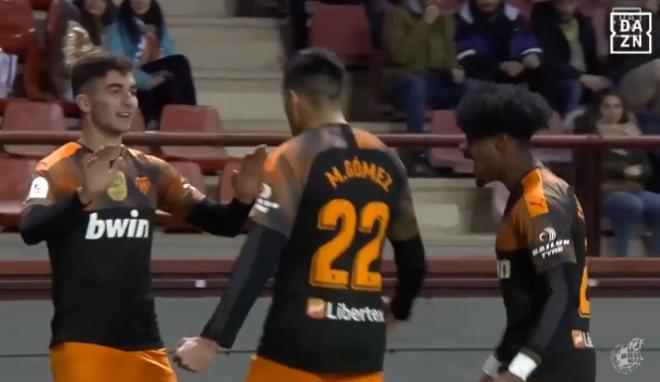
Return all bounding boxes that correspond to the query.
[529,348,596,382]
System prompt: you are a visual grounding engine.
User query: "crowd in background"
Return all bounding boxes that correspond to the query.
[3,0,660,256]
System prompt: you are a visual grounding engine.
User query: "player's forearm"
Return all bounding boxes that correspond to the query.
[20,193,85,245]
[508,266,569,380]
[187,198,253,237]
[201,225,285,348]
[526,265,569,354]
[390,235,426,320]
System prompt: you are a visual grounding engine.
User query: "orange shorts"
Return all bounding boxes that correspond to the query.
[244,355,383,382]
[49,342,177,382]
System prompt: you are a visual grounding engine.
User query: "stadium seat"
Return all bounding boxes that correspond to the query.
[309,3,375,66]
[29,0,51,10]
[156,161,207,232]
[218,160,240,204]
[1,100,68,158]
[0,157,36,229]
[428,110,474,174]
[0,0,39,58]
[159,105,235,173]
[126,109,154,155]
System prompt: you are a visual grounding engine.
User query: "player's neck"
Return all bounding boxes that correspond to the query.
[304,110,347,130]
[501,151,538,191]
[79,120,123,152]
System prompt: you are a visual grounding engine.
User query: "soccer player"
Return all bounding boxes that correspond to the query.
[173,48,427,382]
[19,53,266,382]
[456,84,595,382]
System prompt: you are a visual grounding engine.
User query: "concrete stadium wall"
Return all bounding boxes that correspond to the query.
[1,297,657,382]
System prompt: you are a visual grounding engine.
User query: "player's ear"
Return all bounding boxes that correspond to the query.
[75,93,92,114]
[494,134,508,153]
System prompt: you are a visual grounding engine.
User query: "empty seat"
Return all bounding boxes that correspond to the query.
[156,161,207,232]
[309,3,375,66]
[428,110,474,174]
[159,105,235,173]
[0,157,36,229]
[0,0,39,58]
[30,0,51,9]
[126,109,153,154]
[2,101,68,158]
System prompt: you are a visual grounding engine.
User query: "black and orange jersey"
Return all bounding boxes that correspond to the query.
[494,166,592,363]
[22,141,208,350]
[227,124,418,373]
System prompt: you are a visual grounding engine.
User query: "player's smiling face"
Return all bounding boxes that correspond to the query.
[86,70,138,136]
[462,135,504,187]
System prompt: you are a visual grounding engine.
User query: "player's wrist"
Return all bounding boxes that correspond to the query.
[199,336,221,352]
[507,351,538,381]
[481,354,501,377]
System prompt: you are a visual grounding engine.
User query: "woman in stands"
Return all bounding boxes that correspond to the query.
[50,0,116,99]
[106,0,197,127]
[575,91,660,257]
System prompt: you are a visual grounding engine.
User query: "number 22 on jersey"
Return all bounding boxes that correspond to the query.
[310,199,390,291]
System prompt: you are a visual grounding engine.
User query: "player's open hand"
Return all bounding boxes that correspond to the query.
[80,144,124,200]
[173,336,219,373]
[233,145,267,204]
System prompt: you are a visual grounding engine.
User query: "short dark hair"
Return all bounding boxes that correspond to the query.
[456,84,552,141]
[71,53,133,96]
[283,48,345,106]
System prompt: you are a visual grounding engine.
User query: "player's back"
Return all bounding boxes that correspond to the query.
[255,124,408,374]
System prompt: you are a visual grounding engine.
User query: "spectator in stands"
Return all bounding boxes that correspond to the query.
[383,0,465,175]
[50,0,116,99]
[106,0,197,126]
[575,91,660,256]
[531,0,610,116]
[289,0,385,52]
[455,0,542,90]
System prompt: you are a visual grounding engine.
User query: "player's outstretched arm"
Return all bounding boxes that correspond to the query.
[174,224,285,373]
[158,146,266,237]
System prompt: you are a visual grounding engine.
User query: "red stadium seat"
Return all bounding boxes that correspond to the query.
[1,100,68,158]
[309,3,375,66]
[218,160,240,204]
[428,110,474,174]
[30,0,51,10]
[0,0,39,58]
[126,109,154,154]
[0,157,36,229]
[156,161,207,232]
[159,105,235,173]
[24,46,57,100]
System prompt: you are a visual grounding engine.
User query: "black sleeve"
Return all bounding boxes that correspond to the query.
[524,264,570,358]
[201,224,286,348]
[186,198,253,237]
[389,235,427,320]
[20,192,86,245]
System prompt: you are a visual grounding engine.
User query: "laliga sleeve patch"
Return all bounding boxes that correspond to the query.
[27,176,49,199]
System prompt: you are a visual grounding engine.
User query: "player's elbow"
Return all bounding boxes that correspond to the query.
[19,213,43,245]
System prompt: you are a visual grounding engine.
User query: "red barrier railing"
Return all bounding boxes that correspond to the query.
[3,132,658,257]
